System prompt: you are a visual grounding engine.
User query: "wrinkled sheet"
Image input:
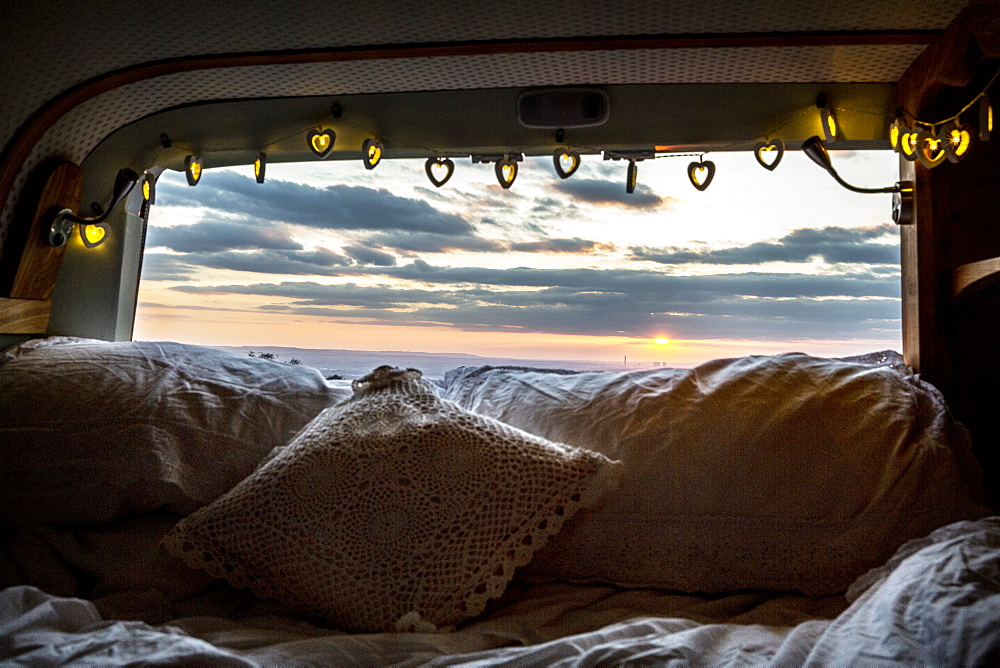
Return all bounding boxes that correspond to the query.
[3,518,999,666]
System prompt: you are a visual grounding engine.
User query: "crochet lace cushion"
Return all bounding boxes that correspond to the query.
[163,367,620,633]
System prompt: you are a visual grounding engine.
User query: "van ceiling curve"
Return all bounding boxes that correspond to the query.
[0,0,971,261]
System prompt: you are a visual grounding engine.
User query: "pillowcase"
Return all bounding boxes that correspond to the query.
[163,366,620,633]
[0,338,351,526]
[441,352,991,594]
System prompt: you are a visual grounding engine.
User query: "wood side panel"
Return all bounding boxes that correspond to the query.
[897,1,1000,504]
[0,297,51,334]
[8,161,82,300]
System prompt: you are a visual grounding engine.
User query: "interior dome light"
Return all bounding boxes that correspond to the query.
[307,129,335,159]
[753,139,784,171]
[687,158,715,191]
[425,157,454,187]
[362,139,384,170]
[185,155,202,185]
[254,152,266,183]
[553,149,580,178]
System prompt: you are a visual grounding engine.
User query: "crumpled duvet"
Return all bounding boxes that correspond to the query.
[2,517,998,666]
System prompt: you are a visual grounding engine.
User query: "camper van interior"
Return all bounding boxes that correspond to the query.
[2,1,999,664]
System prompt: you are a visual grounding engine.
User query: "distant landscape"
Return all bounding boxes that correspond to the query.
[210,345,628,380]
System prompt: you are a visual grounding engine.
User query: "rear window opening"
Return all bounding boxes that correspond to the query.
[135,149,901,377]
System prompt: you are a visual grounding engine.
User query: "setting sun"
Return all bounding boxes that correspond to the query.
[654,338,670,345]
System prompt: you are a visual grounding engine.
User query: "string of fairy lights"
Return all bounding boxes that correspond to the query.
[128,80,994,243]
[889,67,998,168]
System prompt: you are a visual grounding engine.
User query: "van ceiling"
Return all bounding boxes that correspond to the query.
[0,0,973,258]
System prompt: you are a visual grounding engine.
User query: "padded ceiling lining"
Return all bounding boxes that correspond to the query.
[0,0,967,148]
[0,43,925,257]
[0,0,971,262]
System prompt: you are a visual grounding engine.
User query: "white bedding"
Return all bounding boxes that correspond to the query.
[3,517,999,666]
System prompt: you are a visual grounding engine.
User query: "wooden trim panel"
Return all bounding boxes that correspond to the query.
[954,257,1000,300]
[0,297,51,334]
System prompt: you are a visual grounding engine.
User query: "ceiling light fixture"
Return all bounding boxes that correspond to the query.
[801,136,913,224]
[553,149,580,178]
[185,155,202,186]
[424,157,455,187]
[362,139,384,170]
[254,152,266,183]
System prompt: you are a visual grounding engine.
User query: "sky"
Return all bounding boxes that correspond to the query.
[134,148,902,366]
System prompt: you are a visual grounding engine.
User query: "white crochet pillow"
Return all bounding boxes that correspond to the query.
[163,366,620,633]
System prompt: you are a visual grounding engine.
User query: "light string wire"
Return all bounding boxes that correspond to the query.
[159,82,989,178]
[897,66,999,129]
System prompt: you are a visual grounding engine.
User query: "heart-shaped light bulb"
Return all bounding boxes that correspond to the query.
[307,129,335,159]
[362,139,384,170]
[425,158,455,187]
[899,131,919,161]
[916,131,947,168]
[626,160,638,194]
[687,160,716,191]
[254,152,266,183]
[753,139,784,171]
[553,149,580,179]
[80,222,109,248]
[496,159,517,189]
[939,124,970,163]
[822,108,838,142]
[185,155,202,185]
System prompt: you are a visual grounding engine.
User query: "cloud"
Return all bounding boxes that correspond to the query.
[146,219,302,253]
[342,244,397,266]
[138,253,199,281]
[172,260,901,341]
[366,231,507,254]
[172,248,351,276]
[629,224,899,266]
[156,170,474,235]
[552,178,675,208]
[509,238,616,254]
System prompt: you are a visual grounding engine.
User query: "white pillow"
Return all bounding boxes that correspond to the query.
[0,338,350,525]
[163,366,620,633]
[441,353,991,594]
